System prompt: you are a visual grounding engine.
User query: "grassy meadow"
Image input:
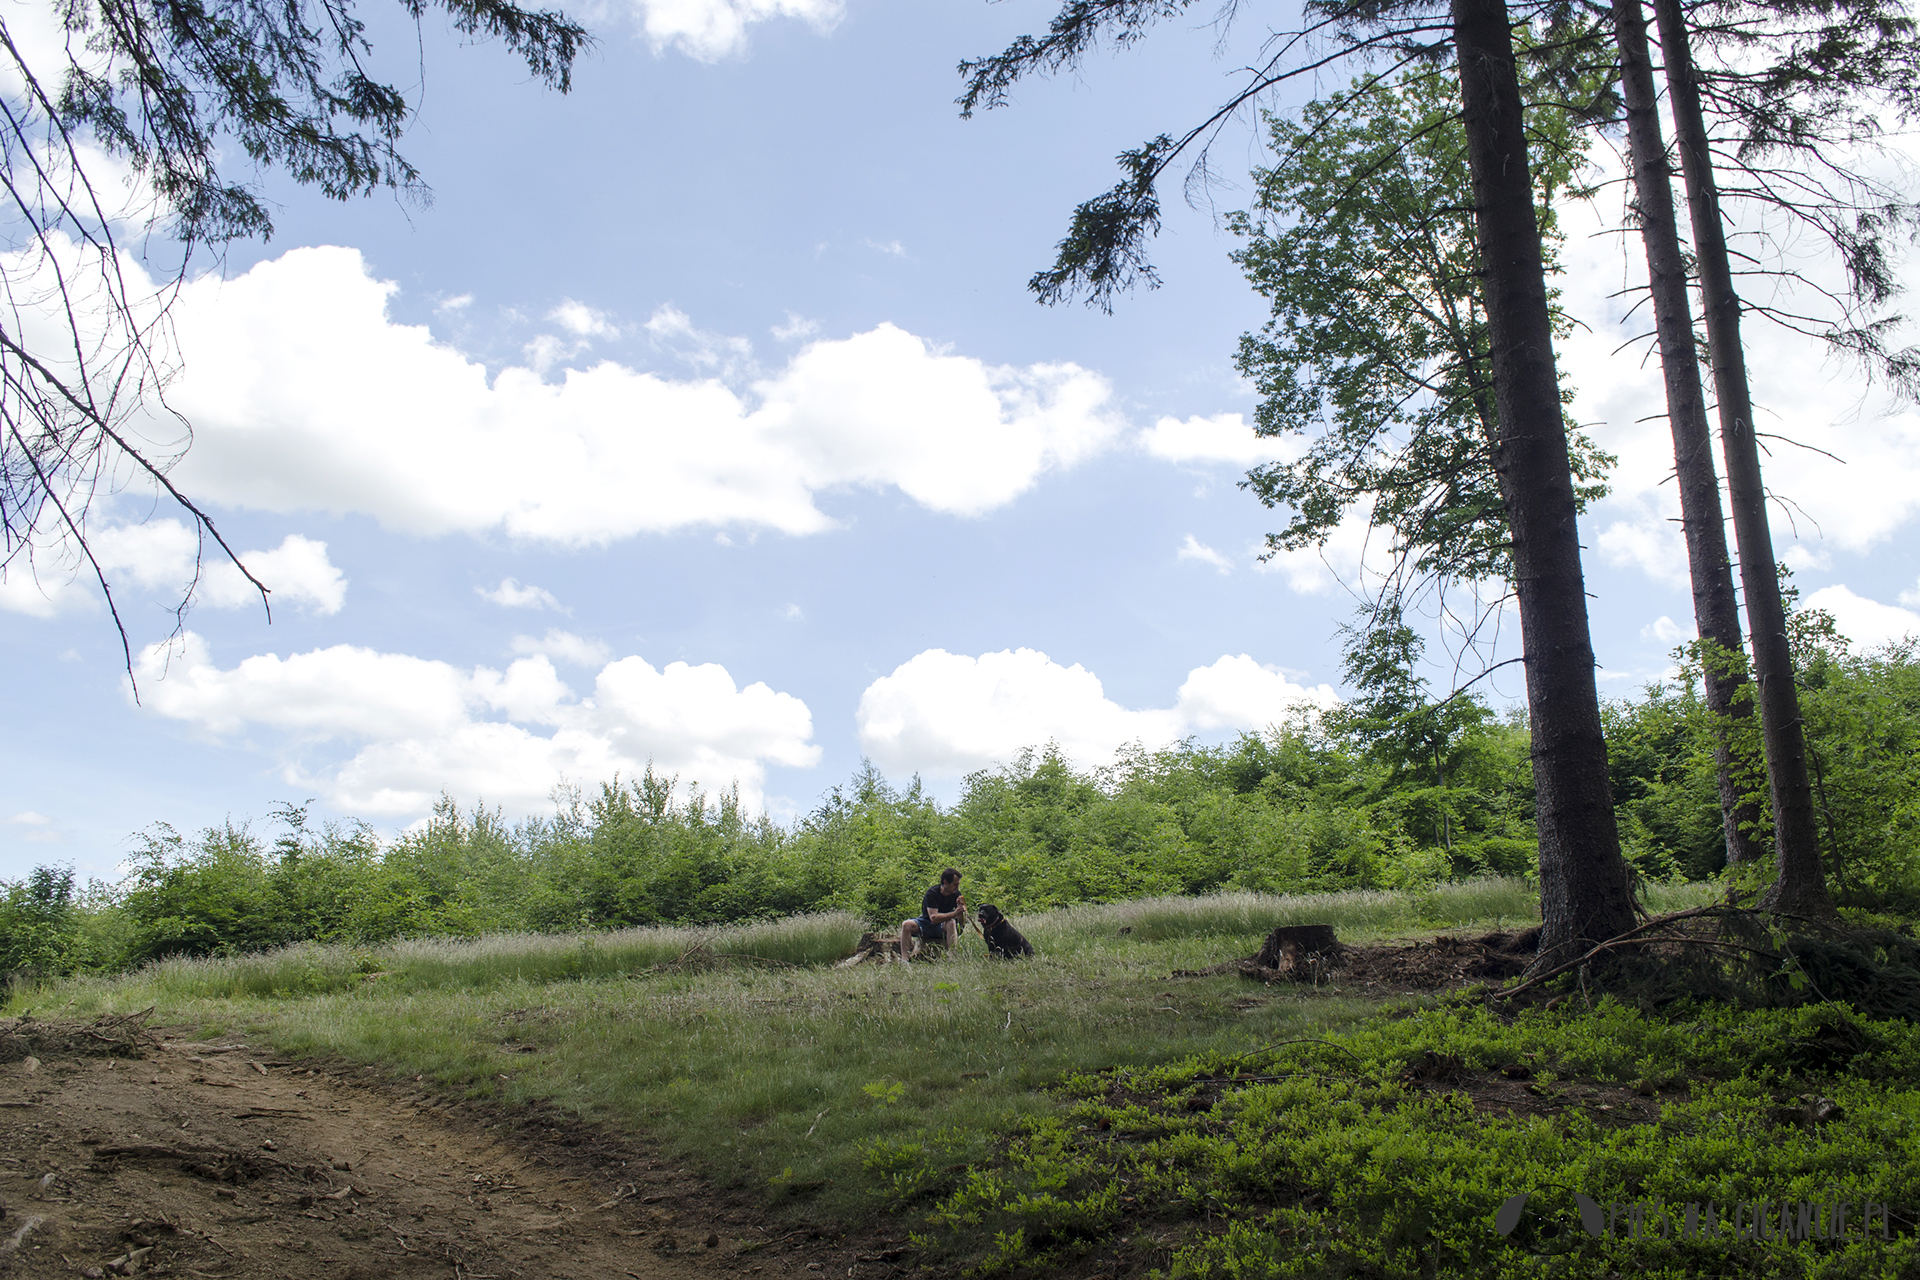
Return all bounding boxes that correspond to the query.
[6,881,1553,1220]
[12,875,1916,1279]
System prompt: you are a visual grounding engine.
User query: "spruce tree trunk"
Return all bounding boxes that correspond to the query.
[1650,0,1834,916]
[1611,0,1762,868]
[1451,0,1639,962]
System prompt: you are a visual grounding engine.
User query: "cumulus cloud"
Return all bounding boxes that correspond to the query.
[147,248,1121,544]
[1597,516,1691,591]
[627,0,843,60]
[134,634,819,815]
[1641,615,1689,645]
[1140,413,1293,466]
[548,299,619,340]
[855,648,1337,778]
[1554,161,1920,584]
[1177,534,1233,574]
[0,521,344,617]
[206,535,346,613]
[0,559,79,618]
[510,629,613,667]
[1802,585,1920,650]
[1899,576,1920,609]
[1248,511,1378,596]
[478,578,568,612]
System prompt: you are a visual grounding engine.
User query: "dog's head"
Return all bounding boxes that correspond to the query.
[978,904,1005,927]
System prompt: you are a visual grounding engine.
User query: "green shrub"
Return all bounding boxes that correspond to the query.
[919,998,1920,1278]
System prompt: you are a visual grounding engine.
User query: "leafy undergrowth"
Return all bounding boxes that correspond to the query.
[894,995,1920,1278]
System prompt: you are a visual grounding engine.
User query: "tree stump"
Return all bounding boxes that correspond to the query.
[1253,924,1340,969]
[1243,924,1344,983]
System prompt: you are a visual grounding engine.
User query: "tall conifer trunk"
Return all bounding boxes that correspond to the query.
[1611,0,1762,868]
[1451,0,1638,960]
[1650,0,1834,916]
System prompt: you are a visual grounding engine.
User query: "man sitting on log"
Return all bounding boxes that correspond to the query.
[900,868,966,961]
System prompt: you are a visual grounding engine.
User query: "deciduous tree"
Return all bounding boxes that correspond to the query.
[960,0,1643,962]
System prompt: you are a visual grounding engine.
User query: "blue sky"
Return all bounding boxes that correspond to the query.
[4,0,1918,880]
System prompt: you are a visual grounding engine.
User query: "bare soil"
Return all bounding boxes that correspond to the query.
[1337,929,1539,991]
[1173,928,1543,995]
[0,1017,913,1280]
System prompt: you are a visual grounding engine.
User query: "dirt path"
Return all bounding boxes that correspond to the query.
[0,1018,908,1280]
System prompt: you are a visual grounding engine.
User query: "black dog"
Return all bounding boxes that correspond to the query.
[977,904,1034,959]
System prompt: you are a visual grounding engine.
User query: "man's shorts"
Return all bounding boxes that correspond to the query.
[914,916,947,944]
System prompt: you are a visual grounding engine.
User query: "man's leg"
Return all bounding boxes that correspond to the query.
[943,919,959,955]
[899,919,918,963]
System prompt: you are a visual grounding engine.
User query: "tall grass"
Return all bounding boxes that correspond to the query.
[12,878,1729,1010]
[24,911,866,1004]
[1028,876,1544,951]
[7,880,1726,1012]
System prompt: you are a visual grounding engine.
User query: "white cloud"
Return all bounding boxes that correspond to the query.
[0,521,344,617]
[1554,156,1920,586]
[1596,514,1691,591]
[147,249,1122,545]
[1801,585,1920,650]
[1782,545,1830,573]
[4,811,62,845]
[643,303,755,376]
[781,603,804,621]
[548,299,619,340]
[0,556,91,618]
[1641,615,1688,645]
[628,0,843,60]
[1177,534,1233,574]
[855,648,1337,778]
[1140,413,1293,466]
[771,313,820,342]
[204,535,346,614]
[524,299,623,374]
[1249,512,1377,596]
[134,633,820,815]
[865,238,907,258]
[510,629,613,667]
[478,578,568,612]
[93,520,204,591]
[1899,576,1920,609]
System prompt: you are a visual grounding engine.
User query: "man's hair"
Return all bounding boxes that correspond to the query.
[940,868,962,885]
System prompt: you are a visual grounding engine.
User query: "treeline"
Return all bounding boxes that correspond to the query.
[5,633,1916,979]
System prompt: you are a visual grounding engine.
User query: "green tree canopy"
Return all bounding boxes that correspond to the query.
[1231,67,1612,597]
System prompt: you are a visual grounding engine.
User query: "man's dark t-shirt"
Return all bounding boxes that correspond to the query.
[922,883,961,919]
